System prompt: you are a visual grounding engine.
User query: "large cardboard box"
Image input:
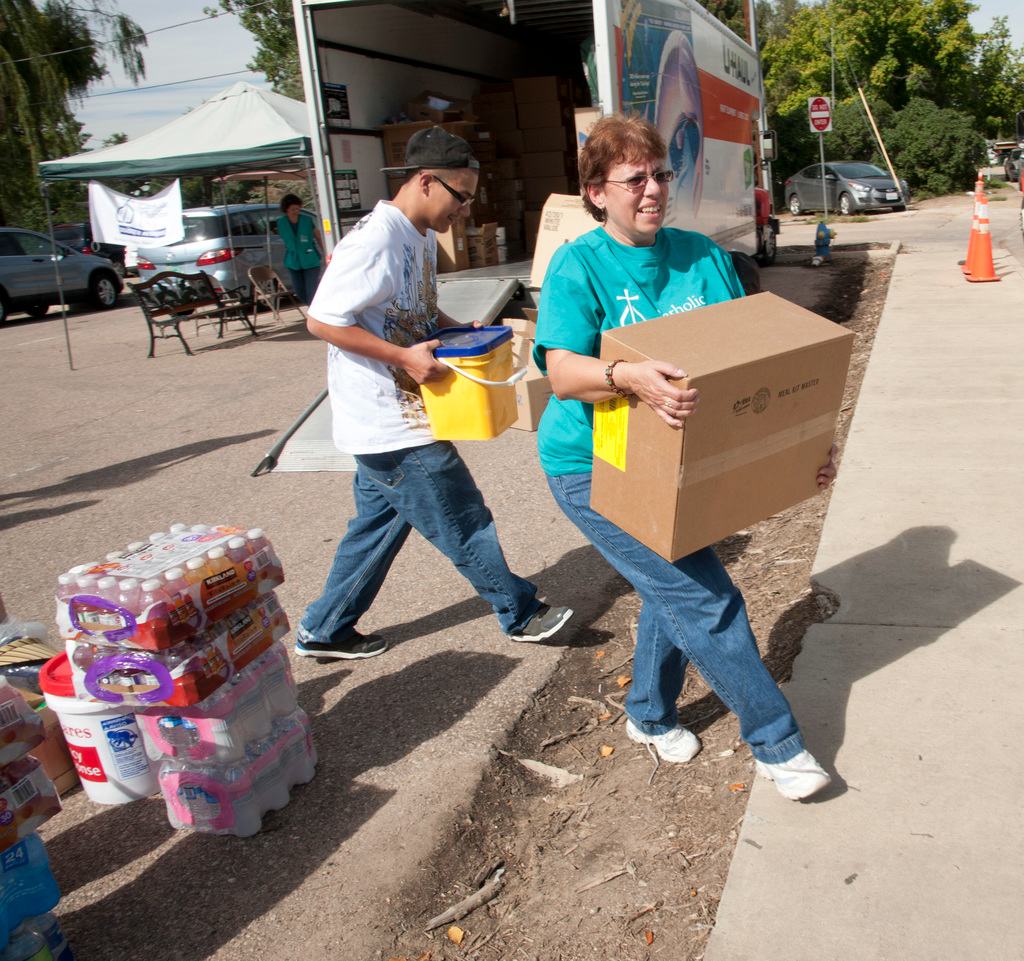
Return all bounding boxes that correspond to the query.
[517,100,574,129]
[574,107,602,150]
[528,194,596,288]
[380,121,475,168]
[523,125,575,153]
[468,223,499,268]
[509,326,554,431]
[513,76,574,104]
[524,175,573,207]
[521,150,576,179]
[437,220,469,272]
[27,703,78,795]
[590,293,854,560]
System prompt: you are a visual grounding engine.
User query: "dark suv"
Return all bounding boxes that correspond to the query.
[51,222,127,275]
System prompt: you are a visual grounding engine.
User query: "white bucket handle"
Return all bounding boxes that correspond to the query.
[439,357,529,387]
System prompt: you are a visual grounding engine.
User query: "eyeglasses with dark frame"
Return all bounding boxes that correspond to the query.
[602,170,675,191]
[432,175,473,208]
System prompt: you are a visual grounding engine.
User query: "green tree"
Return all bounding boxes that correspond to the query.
[210,0,303,99]
[968,17,1024,139]
[885,96,984,194]
[762,0,979,117]
[0,0,146,227]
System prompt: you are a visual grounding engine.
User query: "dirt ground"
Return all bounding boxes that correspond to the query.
[380,246,892,961]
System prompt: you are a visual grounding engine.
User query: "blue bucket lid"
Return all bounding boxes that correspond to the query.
[429,325,513,357]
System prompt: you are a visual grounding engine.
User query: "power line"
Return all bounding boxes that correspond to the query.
[0,0,276,68]
[23,69,259,109]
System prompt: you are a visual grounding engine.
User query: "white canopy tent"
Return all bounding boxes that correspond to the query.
[38,83,319,368]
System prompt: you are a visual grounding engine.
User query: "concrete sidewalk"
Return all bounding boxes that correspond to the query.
[706,201,1024,958]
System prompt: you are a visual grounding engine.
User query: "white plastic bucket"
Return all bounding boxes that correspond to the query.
[40,653,159,804]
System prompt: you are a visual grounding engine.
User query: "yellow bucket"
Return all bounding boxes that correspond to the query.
[420,326,526,440]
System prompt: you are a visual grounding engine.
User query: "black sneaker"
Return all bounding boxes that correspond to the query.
[294,631,388,660]
[507,604,574,643]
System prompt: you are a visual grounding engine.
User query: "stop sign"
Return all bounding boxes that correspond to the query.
[808,96,832,133]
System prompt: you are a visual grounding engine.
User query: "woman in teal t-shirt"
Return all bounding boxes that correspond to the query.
[534,114,838,801]
[277,193,324,305]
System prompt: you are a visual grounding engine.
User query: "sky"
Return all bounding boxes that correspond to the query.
[73,0,268,147]
[72,0,1023,147]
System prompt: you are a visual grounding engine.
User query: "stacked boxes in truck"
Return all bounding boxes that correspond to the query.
[292,0,778,268]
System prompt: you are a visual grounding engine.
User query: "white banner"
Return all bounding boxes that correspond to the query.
[88,180,184,247]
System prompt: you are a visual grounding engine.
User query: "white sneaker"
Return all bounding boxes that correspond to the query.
[626,719,700,763]
[755,750,831,800]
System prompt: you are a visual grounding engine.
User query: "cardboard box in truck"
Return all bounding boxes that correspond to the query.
[590,293,854,561]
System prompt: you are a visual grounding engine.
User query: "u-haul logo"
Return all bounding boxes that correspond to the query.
[723,45,753,86]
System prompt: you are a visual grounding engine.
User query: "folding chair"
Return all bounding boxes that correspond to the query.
[248,265,307,326]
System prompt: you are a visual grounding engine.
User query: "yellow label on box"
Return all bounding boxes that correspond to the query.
[593,397,629,470]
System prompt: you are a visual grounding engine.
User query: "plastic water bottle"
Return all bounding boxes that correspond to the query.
[0,835,60,949]
[205,547,233,577]
[31,914,73,961]
[225,537,250,565]
[0,920,53,961]
[184,557,210,586]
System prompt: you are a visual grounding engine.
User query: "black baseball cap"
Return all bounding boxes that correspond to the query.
[381,125,480,176]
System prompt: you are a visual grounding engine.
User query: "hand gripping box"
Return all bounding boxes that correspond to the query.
[591,292,854,561]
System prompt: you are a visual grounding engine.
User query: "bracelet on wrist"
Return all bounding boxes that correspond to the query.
[605,359,630,398]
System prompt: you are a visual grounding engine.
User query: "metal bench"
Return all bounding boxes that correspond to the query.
[133,271,256,357]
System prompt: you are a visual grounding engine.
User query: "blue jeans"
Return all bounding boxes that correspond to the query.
[299,441,541,641]
[288,265,321,305]
[546,471,805,764]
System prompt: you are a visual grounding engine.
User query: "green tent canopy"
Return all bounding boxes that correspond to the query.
[39,82,312,181]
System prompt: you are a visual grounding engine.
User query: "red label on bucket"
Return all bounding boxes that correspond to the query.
[69,744,107,782]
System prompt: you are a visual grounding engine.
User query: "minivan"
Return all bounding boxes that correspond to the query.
[135,204,317,299]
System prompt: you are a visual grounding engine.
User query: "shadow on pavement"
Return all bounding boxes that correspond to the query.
[799,525,1020,770]
[377,544,634,651]
[0,432,275,530]
[47,650,516,961]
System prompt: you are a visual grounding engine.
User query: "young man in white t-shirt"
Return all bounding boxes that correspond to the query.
[295,126,573,659]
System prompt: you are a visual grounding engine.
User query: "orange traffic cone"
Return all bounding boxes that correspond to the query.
[964,195,1000,283]
[961,177,985,274]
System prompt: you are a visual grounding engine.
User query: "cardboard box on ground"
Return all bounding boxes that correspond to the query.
[591,293,855,561]
[23,692,78,796]
[507,308,554,432]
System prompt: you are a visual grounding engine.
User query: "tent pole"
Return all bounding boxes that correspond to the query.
[264,176,272,267]
[41,182,74,371]
[218,175,236,293]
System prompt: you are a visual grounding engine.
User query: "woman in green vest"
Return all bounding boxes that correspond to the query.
[277,194,325,305]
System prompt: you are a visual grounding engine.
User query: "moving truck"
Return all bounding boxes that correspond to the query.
[292,0,779,271]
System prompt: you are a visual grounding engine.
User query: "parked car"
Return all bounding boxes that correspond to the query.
[135,203,315,299]
[1003,148,1023,183]
[51,222,127,275]
[784,162,910,216]
[0,227,123,323]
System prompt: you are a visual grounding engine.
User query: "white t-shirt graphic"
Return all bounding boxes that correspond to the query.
[309,201,440,454]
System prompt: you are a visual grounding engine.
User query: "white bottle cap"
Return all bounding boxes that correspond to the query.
[169,524,189,533]
[190,525,210,533]
[69,563,98,575]
[118,578,139,591]
[186,557,206,571]
[140,579,164,592]
[97,576,118,590]
[228,537,248,550]
[126,542,148,552]
[149,533,167,543]
[207,547,227,560]
[164,568,186,580]
[246,528,264,539]
[106,551,126,561]
[76,575,98,588]
[58,573,76,586]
